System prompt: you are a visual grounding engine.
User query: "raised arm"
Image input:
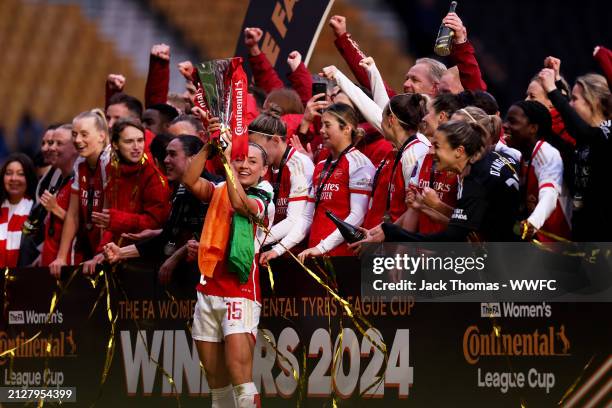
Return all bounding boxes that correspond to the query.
[322,66,384,132]
[287,51,313,105]
[182,143,214,202]
[593,45,612,86]
[245,27,284,93]
[360,57,390,109]
[540,68,606,148]
[145,44,170,108]
[444,13,487,91]
[105,74,125,110]
[223,143,265,217]
[330,15,396,97]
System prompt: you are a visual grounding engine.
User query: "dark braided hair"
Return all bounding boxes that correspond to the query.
[512,100,553,140]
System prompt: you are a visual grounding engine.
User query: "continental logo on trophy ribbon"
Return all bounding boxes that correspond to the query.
[0,330,77,366]
[463,325,571,365]
[194,85,206,111]
[234,79,245,136]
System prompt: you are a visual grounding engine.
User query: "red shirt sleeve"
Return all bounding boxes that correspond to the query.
[448,40,487,91]
[287,62,313,105]
[107,167,171,234]
[145,54,170,108]
[333,32,396,97]
[248,53,284,93]
[593,46,612,86]
[105,82,118,110]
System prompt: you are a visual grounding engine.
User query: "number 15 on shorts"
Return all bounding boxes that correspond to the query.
[226,301,243,321]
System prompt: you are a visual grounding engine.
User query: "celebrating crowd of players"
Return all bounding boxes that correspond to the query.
[1,11,611,408]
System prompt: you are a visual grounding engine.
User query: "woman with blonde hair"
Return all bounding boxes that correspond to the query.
[49,109,111,277]
[539,64,612,241]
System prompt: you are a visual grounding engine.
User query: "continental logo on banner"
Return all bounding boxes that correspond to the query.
[0,330,76,365]
[463,325,571,365]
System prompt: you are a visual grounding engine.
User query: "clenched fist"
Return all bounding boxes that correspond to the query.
[107,74,126,92]
[244,27,263,56]
[329,15,347,38]
[287,51,302,72]
[178,61,194,80]
[151,43,170,61]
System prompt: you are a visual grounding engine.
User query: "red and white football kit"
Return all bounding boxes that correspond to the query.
[521,140,571,241]
[192,180,275,342]
[363,133,430,229]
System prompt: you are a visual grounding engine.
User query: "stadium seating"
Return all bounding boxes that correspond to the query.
[0,0,144,145]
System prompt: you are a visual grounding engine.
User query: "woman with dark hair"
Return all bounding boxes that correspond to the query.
[504,100,571,241]
[104,135,218,285]
[539,64,612,241]
[356,120,520,243]
[247,105,314,264]
[148,132,174,175]
[319,65,431,228]
[296,103,375,260]
[525,59,576,186]
[180,140,274,407]
[405,106,512,236]
[293,62,394,167]
[0,153,37,267]
[404,93,462,234]
[361,93,432,229]
[422,93,462,139]
[88,117,171,274]
[452,106,521,162]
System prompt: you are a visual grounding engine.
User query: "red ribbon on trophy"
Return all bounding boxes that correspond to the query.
[194,57,248,160]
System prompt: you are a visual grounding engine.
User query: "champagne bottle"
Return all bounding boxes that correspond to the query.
[434,1,458,57]
[326,210,365,244]
[22,186,57,235]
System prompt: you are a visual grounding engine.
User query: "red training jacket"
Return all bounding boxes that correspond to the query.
[248,52,313,105]
[448,40,487,91]
[334,33,397,97]
[98,155,171,252]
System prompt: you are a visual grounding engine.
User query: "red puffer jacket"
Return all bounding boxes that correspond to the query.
[97,154,171,251]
